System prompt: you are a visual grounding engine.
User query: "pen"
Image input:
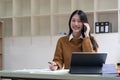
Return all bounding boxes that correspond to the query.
[48,62,57,66]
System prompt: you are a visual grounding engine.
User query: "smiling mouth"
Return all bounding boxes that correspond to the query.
[73,27,80,30]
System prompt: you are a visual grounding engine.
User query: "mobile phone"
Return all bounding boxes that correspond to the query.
[81,24,87,38]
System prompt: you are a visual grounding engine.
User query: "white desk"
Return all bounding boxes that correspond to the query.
[0,69,120,80]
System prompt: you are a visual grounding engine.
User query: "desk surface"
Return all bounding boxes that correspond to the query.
[0,69,120,80]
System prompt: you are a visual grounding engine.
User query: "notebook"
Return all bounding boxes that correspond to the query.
[69,52,107,74]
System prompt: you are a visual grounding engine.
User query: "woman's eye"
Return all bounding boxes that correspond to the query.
[71,19,75,22]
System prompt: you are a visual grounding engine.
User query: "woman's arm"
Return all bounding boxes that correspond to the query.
[52,38,64,69]
[82,37,98,52]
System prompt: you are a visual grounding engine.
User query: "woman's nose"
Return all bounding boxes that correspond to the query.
[75,21,78,25]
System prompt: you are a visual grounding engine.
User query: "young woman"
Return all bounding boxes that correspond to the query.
[49,10,99,71]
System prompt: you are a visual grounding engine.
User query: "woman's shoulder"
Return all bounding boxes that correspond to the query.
[58,35,69,42]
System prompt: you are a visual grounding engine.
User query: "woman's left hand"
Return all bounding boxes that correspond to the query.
[83,23,90,37]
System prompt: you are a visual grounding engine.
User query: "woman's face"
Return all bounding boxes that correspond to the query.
[70,14,83,33]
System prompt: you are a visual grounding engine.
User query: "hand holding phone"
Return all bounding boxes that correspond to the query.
[82,23,90,37]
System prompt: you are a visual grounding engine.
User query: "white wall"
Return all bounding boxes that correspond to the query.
[3,36,56,70]
[3,33,120,70]
[94,33,120,63]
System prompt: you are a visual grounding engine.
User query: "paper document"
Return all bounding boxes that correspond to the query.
[13,69,69,74]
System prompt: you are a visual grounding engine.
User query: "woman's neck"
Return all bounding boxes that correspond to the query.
[72,32,81,39]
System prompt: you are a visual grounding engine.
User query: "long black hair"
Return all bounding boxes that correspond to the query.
[68,10,98,50]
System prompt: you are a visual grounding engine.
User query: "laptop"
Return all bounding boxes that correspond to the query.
[69,52,107,74]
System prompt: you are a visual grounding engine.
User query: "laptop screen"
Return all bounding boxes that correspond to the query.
[70,52,107,67]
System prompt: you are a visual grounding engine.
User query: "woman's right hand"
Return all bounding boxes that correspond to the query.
[49,61,58,71]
